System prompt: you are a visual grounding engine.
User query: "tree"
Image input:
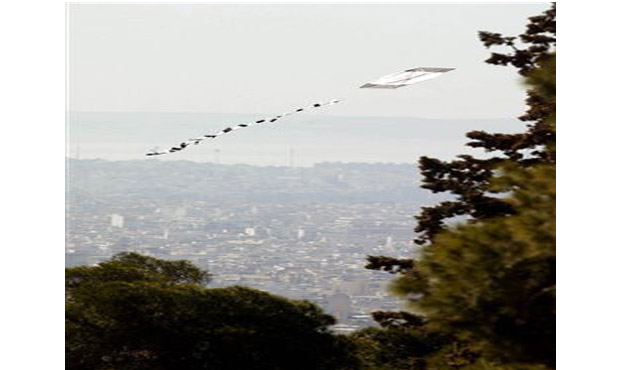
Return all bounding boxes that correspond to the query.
[392,161,555,367]
[413,4,555,246]
[366,4,556,273]
[348,312,479,370]
[365,4,556,369]
[65,252,212,290]
[66,253,359,370]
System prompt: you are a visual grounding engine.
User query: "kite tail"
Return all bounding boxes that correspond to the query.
[145,99,342,156]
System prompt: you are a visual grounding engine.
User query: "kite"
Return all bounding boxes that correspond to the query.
[360,67,455,89]
[146,67,454,156]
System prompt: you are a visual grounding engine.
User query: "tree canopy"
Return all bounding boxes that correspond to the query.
[366,4,556,369]
[66,252,211,290]
[66,253,358,370]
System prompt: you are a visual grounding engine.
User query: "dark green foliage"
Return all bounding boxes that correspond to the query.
[364,4,556,369]
[371,311,426,328]
[365,2,555,285]
[367,4,556,274]
[365,256,415,274]
[66,253,359,370]
[349,324,479,370]
[65,252,211,290]
[415,3,556,248]
[350,326,445,370]
[392,164,555,366]
[479,4,555,76]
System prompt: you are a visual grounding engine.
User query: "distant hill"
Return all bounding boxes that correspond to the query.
[67,112,524,165]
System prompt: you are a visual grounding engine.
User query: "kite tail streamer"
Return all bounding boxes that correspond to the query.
[146,98,342,156]
[145,67,454,156]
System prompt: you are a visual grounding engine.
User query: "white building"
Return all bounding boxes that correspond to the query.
[110,214,124,228]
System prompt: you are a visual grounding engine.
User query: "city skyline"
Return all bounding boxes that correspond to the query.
[66,159,431,329]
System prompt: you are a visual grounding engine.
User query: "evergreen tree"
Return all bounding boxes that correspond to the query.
[367,3,556,274]
[392,160,555,367]
[365,4,556,369]
[414,4,555,246]
[348,311,479,370]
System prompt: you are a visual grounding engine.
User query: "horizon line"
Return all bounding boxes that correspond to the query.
[66,110,516,122]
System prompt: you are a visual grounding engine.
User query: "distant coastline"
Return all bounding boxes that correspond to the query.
[67,112,521,166]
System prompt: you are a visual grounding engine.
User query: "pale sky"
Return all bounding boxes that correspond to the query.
[68,3,548,119]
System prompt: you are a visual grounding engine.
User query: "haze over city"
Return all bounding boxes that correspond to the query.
[66,0,550,331]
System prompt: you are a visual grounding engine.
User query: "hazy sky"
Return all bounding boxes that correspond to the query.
[68,3,548,119]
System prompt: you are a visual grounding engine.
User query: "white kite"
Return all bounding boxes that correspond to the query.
[146,67,454,156]
[360,67,455,89]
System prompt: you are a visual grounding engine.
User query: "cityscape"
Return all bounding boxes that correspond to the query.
[66,158,442,331]
[59,3,556,369]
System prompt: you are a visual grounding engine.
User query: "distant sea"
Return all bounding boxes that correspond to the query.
[67,112,524,166]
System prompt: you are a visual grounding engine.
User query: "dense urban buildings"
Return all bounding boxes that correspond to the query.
[66,158,441,329]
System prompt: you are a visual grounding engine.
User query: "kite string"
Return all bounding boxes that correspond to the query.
[146,98,343,156]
